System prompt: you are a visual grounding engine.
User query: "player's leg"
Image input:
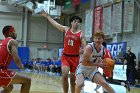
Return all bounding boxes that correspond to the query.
[108,77,130,91]
[61,66,70,93]
[70,56,79,93]
[75,73,84,93]
[70,72,76,93]
[93,73,115,93]
[11,73,31,93]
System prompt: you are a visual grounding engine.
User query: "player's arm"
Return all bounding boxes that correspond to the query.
[81,32,86,49]
[41,10,67,32]
[9,40,24,69]
[79,32,87,54]
[82,45,104,68]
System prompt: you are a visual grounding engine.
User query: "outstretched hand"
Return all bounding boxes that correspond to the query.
[41,9,49,17]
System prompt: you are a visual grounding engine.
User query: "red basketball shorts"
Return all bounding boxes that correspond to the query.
[62,54,79,73]
[0,69,16,87]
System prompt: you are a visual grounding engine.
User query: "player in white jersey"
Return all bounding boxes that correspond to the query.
[75,31,115,93]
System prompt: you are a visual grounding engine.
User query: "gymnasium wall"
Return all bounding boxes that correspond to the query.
[116,2,140,64]
[0,1,140,63]
[28,16,64,59]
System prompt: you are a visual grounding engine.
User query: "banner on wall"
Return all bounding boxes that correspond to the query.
[85,9,93,41]
[73,0,80,6]
[106,42,127,63]
[94,5,103,33]
[111,2,122,33]
[102,6,112,35]
[123,0,134,32]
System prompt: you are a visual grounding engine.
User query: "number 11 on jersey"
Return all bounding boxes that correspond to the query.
[68,39,74,46]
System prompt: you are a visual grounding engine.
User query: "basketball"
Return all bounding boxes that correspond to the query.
[103,58,115,77]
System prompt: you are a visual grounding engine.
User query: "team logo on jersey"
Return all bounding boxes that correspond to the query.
[66,35,78,40]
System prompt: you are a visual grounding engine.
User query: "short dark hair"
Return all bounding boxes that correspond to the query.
[2,25,12,35]
[69,16,82,23]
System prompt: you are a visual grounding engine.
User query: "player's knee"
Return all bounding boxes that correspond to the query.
[70,78,75,84]
[76,80,84,88]
[76,82,84,88]
[62,73,68,79]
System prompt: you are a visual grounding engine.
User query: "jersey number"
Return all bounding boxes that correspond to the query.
[68,40,74,46]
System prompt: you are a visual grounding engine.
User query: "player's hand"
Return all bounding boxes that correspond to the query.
[98,62,105,69]
[95,58,105,68]
[41,9,48,17]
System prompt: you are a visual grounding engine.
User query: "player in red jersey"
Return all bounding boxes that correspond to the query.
[41,10,86,93]
[0,25,31,93]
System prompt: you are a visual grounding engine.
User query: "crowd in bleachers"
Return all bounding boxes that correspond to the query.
[23,57,62,75]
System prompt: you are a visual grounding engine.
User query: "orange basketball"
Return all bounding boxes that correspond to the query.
[103,58,115,77]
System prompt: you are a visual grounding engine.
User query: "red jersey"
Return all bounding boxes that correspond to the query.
[63,28,82,55]
[104,48,112,59]
[0,37,14,69]
[103,48,114,77]
[0,37,16,87]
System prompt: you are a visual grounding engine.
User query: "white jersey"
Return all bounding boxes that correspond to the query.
[76,42,104,80]
[88,42,104,63]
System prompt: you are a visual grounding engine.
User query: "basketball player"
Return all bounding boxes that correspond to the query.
[41,10,86,93]
[95,42,130,92]
[75,31,115,93]
[0,25,31,93]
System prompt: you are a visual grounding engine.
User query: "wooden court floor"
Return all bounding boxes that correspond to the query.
[0,70,140,93]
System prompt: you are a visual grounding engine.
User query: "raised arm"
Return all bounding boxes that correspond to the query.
[41,10,67,32]
[9,40,24,69]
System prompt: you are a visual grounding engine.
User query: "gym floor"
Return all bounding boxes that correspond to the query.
[0,70,140,93]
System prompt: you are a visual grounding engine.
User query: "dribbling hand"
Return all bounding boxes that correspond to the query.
[95,58,105,68]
